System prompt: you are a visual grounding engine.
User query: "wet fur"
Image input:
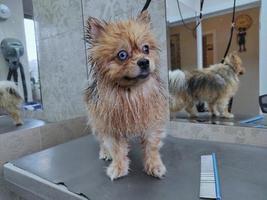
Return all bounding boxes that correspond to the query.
[169,52,245,118]
[0,81,23,125]
[84,11,168,180]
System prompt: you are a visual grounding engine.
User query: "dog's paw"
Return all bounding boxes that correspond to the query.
[15,121,23,126]
[213,111,220,117]
[144,160,166,178]
[99,148,112,161]
[223,113,234,119]
[208,112,213,117]
[189,113,198,118]
[106,160,129,181]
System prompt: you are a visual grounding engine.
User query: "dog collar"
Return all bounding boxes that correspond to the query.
[225,63,236,73]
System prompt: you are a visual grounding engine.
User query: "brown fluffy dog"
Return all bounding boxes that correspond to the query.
[84,11,168,180]
[169,52,245,118]
[0,81,23,125]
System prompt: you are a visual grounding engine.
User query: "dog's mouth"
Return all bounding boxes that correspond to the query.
[124,72,150,81]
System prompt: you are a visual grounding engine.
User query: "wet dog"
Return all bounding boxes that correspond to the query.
[84,11,168,180]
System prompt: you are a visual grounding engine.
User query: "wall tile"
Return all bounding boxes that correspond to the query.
[33,0,83,40]
[37,29,88,122]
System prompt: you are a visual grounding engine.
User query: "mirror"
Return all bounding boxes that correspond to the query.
[0,0,41,125]
[166,0,265,128]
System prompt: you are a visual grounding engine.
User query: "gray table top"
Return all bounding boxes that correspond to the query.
[10,134,267,200]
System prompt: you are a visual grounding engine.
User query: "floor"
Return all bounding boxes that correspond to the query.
[0,115,46,135]
[171,112,267,129]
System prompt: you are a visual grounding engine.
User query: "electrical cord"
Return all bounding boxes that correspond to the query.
[141,0,151,13]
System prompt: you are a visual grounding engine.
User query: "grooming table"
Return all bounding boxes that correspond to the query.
[240,115,267,128]
[4,134,267,200]
[172,113,267,129]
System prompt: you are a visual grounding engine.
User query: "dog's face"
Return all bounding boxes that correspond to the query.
[227,52,245,75]
[86,11,159,87]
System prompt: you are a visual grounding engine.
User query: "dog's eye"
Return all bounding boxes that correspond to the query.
[142,45,149,54]
[117,50,128,61]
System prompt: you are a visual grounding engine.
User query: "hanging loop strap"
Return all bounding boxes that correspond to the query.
[176,0,205,33]
[194,0,205,31]
[221,0,236,63]
[141,0,151,13]
[199,0,204,19]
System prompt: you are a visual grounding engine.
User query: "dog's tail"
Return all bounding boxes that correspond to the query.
[0,81,23,100]
[168,69,187,95]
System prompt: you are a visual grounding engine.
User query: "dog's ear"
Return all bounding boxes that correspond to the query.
[136,10,151,25]
[231,51,238,57]
[232,51,238,55]
[227,51,238,62]
[85,17,106,42]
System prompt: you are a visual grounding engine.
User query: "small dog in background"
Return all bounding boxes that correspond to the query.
[169,52,245,118]
[84,11,168,180]
[0,81,23,125]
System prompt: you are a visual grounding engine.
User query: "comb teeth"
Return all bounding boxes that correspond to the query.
[200,154,221,199]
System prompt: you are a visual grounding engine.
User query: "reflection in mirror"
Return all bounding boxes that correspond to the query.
[166,0,265,128]
[24,15,41,105]
[0,0,41,126]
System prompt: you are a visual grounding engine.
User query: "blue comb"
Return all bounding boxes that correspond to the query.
[200,153,221,200]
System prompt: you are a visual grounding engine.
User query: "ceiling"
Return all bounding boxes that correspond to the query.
[166,0,261,23]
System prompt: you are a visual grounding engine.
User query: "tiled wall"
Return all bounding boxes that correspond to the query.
[25,0,88,122]
[27,0,168,122]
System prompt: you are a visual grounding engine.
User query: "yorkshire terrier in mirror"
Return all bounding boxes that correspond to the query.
[0,81,23,126]
[169,52,245,118]
[84,11,168,180]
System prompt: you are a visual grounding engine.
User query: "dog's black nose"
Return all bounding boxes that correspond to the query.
[137,58,149,70]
